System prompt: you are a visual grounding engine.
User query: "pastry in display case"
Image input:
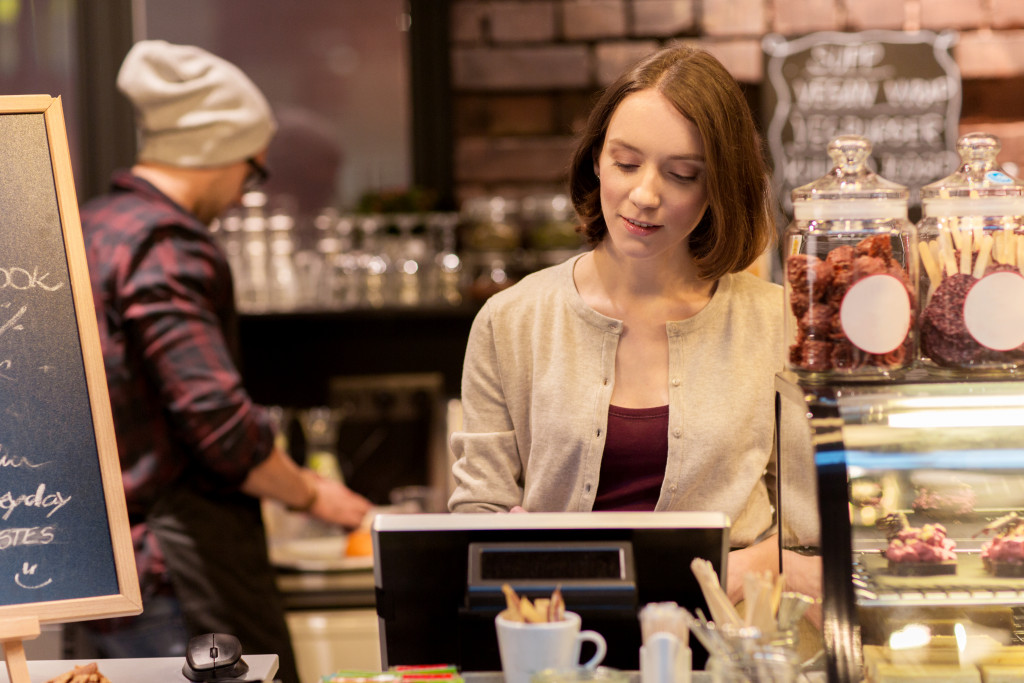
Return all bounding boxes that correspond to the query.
[777,371,1024,682]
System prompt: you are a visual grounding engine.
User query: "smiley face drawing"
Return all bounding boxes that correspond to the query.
[15,562,52,589]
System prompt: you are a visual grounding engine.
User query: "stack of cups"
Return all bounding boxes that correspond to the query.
[638,602,691,683]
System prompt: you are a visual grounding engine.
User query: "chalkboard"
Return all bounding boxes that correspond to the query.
[0,96,141,624]
[762,30,962,216]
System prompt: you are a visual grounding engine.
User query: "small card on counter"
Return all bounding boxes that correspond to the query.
[322,665,464,683]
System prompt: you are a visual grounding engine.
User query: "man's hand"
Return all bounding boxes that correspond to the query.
[242,446,371,531]
[309,476,372,531]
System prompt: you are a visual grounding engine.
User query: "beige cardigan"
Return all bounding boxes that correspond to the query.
[449,254,819,547]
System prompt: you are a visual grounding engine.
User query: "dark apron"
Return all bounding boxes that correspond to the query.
[147,484,300,683]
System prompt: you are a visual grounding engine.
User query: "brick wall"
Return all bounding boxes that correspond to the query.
[449,0,1024,203]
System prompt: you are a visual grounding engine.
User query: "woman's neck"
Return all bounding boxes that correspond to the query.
[581,242,716,318]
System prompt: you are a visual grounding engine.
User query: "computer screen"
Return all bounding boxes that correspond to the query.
[372,511,730,671]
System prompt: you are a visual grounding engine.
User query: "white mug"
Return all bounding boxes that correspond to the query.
[495,611,607,683]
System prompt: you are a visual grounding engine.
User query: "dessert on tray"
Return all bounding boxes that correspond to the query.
[976,511,1024,576]
[911,483,976,519]
[879,512,957,575]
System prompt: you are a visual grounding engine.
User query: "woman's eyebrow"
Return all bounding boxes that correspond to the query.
[605,138,705,162]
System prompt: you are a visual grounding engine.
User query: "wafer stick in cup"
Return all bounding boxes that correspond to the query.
[1018,235,1024,276]
[949,218,963,252]
[939,231,958,277]
[959,228,973,275]
[918,241,941,287]
[929,239,943,284]
[500,583,565,623]
[973,235,994,279]
[690,558,742,629]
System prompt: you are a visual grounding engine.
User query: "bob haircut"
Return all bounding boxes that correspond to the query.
[569,44,776,281]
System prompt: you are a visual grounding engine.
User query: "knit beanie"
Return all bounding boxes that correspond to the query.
[117,40,276,168]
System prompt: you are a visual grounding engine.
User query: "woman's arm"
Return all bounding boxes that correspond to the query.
[449,303,524,511]
[725,536,823,629]
[726,535,779,603]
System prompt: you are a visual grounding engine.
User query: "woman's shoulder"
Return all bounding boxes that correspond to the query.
[727,270,783,299]
[720,271,784,329]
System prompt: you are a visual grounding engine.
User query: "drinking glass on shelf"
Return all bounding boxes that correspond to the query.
[267,210,300,312]
[357,214,390,308]
[238,191,270,312]
[429,211,463,306]
[393,213,426,306]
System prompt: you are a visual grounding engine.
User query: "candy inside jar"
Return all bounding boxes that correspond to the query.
[784,135,918,381]
[917,132,1024,374]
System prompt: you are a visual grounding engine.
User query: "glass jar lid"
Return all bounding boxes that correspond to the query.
[791,135,909,221]
[921,132,1024,217]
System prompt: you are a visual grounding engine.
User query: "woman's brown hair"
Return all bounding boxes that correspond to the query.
[569,44,776,281]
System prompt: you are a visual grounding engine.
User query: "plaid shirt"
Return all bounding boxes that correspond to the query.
[80,171,274,592]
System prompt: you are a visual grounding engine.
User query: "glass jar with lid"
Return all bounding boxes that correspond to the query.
[784,135,918,381]
[917,132,1024,374]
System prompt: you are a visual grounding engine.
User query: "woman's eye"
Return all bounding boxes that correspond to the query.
[671,173,698,183]
[613,162,638,171]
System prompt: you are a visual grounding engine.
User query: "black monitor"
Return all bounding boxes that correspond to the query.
[372,511,730,672]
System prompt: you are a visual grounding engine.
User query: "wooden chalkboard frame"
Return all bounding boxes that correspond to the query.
[0,95,141,624]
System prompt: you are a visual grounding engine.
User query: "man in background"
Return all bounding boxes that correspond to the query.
[79,40,372,683]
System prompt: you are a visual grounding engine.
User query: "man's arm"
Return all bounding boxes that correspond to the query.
[241,447,371,530]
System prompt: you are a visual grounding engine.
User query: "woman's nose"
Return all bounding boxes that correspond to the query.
[629,167,661,209]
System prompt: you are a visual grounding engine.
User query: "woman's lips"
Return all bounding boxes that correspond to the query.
[622,216,661,236]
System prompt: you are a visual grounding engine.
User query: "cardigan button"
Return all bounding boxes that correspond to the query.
[673,428,682,438]
[671,378,680,386]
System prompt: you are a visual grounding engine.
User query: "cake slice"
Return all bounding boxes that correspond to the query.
[880,512,957,576]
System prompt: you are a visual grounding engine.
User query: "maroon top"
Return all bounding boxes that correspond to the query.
[593,405,669,511]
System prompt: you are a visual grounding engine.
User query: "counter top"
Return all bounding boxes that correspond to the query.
[0,655,278,683]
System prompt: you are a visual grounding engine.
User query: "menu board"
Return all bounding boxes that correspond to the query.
[762,30,962,215]
[0,96,140,623]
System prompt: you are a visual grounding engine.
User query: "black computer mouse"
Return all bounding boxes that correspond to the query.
[182,632,250,681]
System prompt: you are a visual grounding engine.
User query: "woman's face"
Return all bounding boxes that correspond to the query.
[594,88,709,265]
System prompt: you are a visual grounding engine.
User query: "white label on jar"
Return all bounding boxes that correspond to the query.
[963,271,1024,351]
[840,274,912,354]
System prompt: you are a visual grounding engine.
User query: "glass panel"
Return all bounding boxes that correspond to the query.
[839,382,1024,677]
[838,382,1024,452]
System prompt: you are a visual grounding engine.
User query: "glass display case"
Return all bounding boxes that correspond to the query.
[777,371,1024,682]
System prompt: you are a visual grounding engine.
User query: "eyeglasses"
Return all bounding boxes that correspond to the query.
[243,157,270,193]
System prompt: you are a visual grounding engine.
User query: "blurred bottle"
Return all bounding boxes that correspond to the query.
[301,406,344,483]
[522,193,584,266]
[461,196,522,302]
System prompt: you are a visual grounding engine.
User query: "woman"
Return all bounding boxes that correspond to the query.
[449,45,814,601]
